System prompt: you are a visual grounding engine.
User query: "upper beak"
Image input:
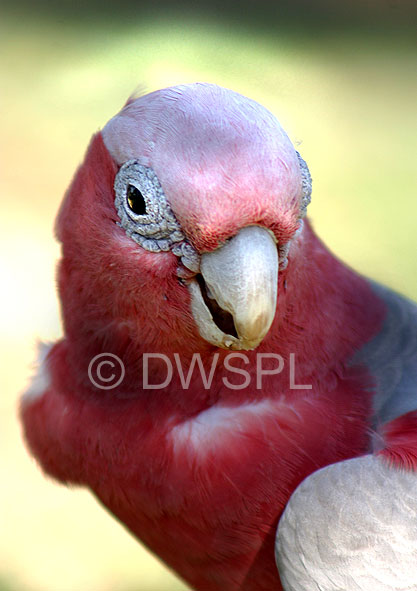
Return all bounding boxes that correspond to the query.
[187,226,278,350]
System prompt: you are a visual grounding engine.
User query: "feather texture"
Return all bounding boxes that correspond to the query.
[21,84,417,591]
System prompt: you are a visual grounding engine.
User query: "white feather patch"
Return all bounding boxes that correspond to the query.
[171,399,276,452]
[22,341,53,404]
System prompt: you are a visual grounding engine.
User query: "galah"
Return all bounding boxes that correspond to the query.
[21,83,417,591]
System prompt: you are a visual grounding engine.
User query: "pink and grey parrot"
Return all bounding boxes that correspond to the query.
[21,83,417,590]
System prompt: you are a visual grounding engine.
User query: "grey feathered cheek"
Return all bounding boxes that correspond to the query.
[296,151,312,218]
[114,160,185,253]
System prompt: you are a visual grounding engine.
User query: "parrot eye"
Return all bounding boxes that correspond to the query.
[114,160,185,253]
[127,185,147,215]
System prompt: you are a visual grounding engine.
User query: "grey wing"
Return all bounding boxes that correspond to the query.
[276,455,417,591]
[350,280,417,426]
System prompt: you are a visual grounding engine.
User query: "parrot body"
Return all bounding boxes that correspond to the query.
[21,84,417,590]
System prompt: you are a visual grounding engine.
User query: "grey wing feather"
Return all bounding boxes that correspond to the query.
[276,455,417,591]
[351,281,417,425]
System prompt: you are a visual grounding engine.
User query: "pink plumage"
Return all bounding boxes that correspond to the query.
[21,84,417,590]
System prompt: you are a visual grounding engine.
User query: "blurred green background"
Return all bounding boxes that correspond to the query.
[1,1,416,590]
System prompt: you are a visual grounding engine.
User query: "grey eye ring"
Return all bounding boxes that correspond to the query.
[114,160,185,252]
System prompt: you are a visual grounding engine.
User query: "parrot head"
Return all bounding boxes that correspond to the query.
[56,83,311,376]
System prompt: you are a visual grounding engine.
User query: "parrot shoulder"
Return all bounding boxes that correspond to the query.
[351,281,417,425]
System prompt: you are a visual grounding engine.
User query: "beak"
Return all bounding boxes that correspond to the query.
[187,226,278,350]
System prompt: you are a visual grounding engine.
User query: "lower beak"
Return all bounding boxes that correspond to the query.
[187,226,278,350]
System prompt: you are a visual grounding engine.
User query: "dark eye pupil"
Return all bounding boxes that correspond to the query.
[127,185,147,215]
